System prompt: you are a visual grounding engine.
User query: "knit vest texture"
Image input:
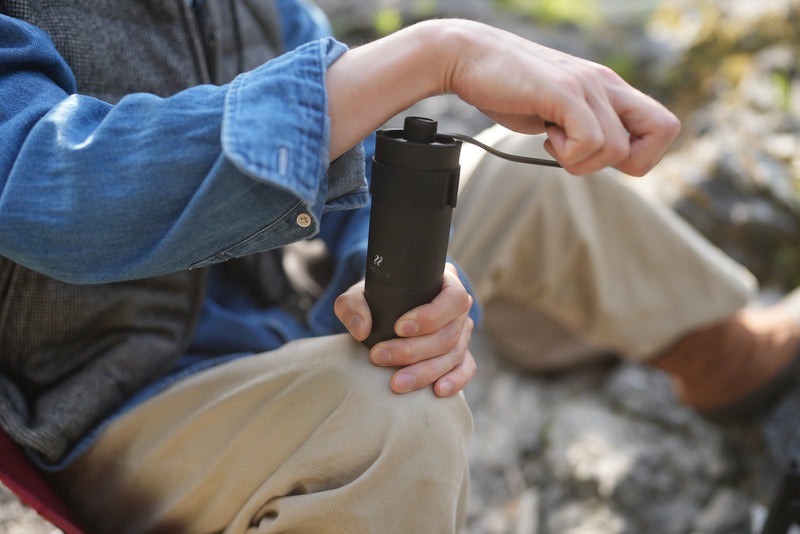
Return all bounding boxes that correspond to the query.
[0,0,285,466]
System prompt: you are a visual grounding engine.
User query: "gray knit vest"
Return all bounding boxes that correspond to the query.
[0,0,285,466]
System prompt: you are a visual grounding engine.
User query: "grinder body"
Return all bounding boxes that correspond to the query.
[363,118,462,348]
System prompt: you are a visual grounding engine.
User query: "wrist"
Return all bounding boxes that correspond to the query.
[375,19,462,101]
[325,19,463,159]
[411,19,476,96]
[405,19,463,97]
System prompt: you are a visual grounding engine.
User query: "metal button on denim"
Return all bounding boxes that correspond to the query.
[296,213,312,227]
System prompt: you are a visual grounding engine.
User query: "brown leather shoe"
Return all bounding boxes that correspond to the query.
[651,288,800,423]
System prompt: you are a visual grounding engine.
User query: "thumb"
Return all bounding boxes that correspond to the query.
[334,280,372,341]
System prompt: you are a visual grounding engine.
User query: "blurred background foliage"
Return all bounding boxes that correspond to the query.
[356,0,800,115]
[318,0,800,290]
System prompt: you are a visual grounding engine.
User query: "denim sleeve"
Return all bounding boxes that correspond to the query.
[0,15,367,284]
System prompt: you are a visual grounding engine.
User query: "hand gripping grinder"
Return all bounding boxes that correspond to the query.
[362,116,561,348]
[362,117,461,348]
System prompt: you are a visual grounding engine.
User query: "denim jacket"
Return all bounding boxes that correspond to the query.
[0,1,368,283]
[0,0,373,468]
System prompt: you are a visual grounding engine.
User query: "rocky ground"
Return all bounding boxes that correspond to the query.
[4,0,800,532]
[464,328,800,534]
[0,484,58,534]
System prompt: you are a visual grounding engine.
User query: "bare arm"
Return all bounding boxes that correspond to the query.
[326,19,680,176]
[325,21,446,161]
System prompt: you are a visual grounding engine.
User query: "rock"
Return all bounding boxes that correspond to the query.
[693,489,752,534]
[463,328,762,534]
[0,484,59,534]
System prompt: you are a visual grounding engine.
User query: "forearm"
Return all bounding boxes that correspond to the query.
[326,21,452,161]
[326,18,680,175]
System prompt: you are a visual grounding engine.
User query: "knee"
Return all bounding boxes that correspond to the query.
[304,348,474,531]
[343,378,473,512]
[383,387,474,459]
[317,336,474,467]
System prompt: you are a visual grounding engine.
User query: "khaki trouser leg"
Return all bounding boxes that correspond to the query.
[52,334,472,534]
[451,125,757,370]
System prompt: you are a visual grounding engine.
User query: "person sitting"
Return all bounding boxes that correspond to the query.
[1,1,796,532]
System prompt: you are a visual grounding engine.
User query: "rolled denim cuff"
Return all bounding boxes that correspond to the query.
[222,37,350,213]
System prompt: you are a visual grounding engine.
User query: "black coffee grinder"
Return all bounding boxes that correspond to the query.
[362,116,560,347]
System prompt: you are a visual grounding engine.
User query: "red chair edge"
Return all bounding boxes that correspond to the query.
[0,426,88,534]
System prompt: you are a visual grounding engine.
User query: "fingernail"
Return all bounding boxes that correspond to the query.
[394,373,417,393]
[371,348,392,365]
[396,320,418,337]
[438,381,454,397]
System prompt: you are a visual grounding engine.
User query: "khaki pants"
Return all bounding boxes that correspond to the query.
[53,335,472,534]
[451,125,755,371]
[53,127,755,533]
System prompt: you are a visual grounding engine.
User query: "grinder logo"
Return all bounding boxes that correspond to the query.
[367,253,389,280]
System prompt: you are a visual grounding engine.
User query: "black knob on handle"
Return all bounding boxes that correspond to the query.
[362,117,462,348]
[402,116,437,143]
